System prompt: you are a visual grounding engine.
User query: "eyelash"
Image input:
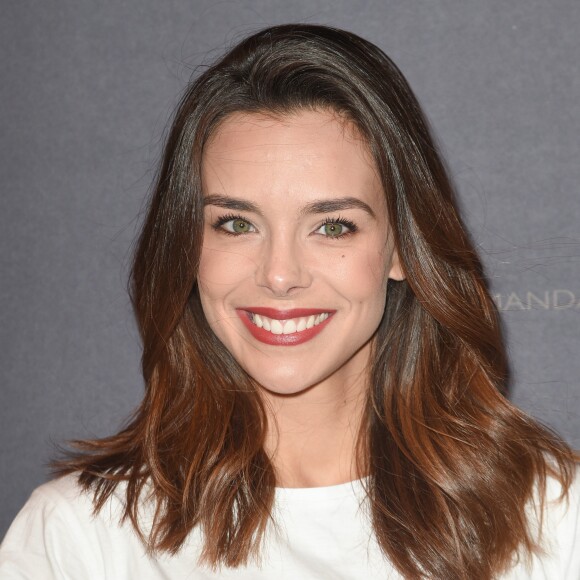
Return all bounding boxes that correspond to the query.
[210,213,359,238]
[318,216,358,238]
[211,213,252,235]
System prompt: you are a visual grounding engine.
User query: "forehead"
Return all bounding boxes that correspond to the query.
[202,109,384,208]
[205,109,368,157]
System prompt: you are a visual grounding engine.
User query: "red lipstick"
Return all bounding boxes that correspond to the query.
[236,308,335,346]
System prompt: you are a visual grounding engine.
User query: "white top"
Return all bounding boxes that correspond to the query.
[1,472,579,579]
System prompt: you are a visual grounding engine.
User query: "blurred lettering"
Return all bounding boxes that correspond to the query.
[493,290,580,311]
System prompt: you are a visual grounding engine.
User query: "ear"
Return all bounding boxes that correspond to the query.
[388,248,405,281]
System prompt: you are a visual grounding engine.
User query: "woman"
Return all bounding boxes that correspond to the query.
[1,24,578,580]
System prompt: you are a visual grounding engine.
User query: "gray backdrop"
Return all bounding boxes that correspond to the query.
[1,1,579,538]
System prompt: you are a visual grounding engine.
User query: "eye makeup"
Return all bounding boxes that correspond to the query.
[210,213,255,236]
[209,212,359,239]
[316,216,358,238]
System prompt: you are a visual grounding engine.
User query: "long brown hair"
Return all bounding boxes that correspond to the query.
[54,24,577,579]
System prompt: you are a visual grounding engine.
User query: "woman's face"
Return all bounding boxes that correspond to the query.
[198,109,403,395]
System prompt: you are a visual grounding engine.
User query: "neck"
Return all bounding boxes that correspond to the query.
[260,368,368,488]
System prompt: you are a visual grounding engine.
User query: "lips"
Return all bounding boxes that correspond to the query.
[236,307,335,346]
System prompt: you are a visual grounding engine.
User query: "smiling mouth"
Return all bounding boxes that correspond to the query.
[249,312,330,335]
[236,308,335,346]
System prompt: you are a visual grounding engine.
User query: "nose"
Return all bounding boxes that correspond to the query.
[255,235,312,297]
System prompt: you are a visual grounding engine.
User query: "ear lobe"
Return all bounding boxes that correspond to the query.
[388,250,405,281]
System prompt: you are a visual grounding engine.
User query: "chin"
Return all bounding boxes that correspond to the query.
[246,366,326,396]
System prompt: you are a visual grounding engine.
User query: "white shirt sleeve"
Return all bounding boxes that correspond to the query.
[0,477,104,580]
[524,468,580,579]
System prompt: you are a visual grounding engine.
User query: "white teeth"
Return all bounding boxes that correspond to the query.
[270,320,283,335]
[249,312,331,335]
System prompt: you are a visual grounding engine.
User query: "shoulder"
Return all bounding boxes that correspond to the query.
[8,473,127,531]
[534,465,580,538]
[508,465,580,579]
[0,474,134,579]
[26,473,100,512]
[2,474,96,533]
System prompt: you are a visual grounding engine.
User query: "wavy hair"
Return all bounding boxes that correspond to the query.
[54,24,576,579]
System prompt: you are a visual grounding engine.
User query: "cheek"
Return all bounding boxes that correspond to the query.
[330,245,390,303]
[197,247,242,327]
[197,242,255,297]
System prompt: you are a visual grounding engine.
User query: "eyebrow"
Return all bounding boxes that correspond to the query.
[203,194,263,215]
[204,194,376,219]
[300,198,376,219]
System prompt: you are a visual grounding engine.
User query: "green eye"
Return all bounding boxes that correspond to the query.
[218,217,255,234]
[212,214,256,235]
[232,219,252,233]
[323,223,344,237]
[315,218,357,238]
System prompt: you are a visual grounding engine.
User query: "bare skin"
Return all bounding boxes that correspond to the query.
[198,109,403,487]
[262,363,368,487]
